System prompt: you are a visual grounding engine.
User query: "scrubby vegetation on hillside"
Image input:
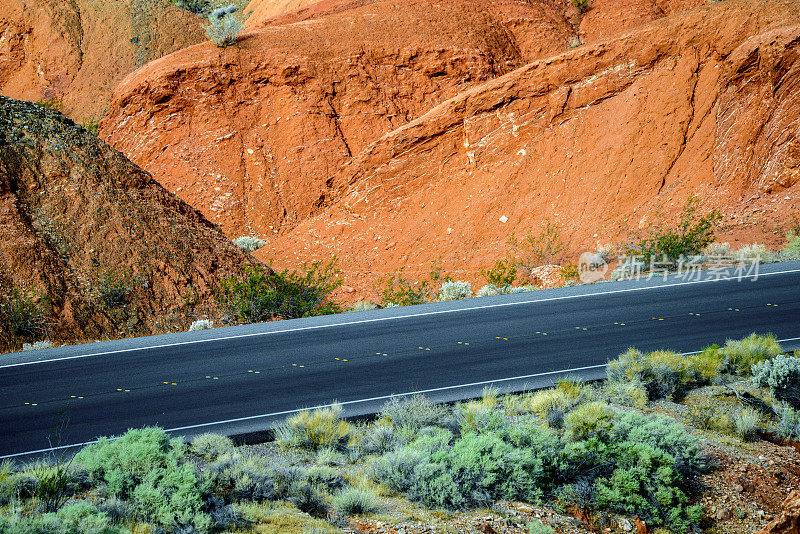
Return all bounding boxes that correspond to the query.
[1,334,795,533]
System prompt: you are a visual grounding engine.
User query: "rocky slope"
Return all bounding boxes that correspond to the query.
[254,0,800,293]
[102,0,800,297]
[0,96,251,352]
[0,0,205,122]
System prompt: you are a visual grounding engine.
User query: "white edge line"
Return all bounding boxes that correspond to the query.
[5,335,799,459]
[3,267,799,370]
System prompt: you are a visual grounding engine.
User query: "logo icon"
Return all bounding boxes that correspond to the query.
[579,251,608,283]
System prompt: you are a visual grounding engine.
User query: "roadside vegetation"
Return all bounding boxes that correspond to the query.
[1,334,796,533]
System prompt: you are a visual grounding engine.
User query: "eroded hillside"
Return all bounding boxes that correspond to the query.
[0,96,250,351]
[0,0,205,121]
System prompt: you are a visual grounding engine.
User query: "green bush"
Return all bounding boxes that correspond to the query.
[752,354,800,408]
[205,452,278,502]
[218,260,342,323]
[191,433,234,461]
[437,281,472,301]
[723,333,783,376]
[332,487,381,515]
[595,442,702,533]
[507,220,566,279]
[625,195,721,265]
[774,406,800,441]
[607,348,701,401]
[361,425,400,455]
[205,8,244,47]
[305,465,345,491]
[94,270,134,309]
[232,236,266,252]
[288,481,328,517]
[733,407,761,441]
[1,288,46,341]
[73,427,211,531]
[1,501,123,534]
[527,519,555,534]
[379,394,451,438]
[376,264,450,306]
[275,404,353,451]
[783,231,800,259]
[481,259,517,287]
[564,402,615,442]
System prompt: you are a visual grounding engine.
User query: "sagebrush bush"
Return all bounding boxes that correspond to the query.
[232,236,266,252]
[275,404,353,451]
[752,354,800,408]
[188,319,213,331]
[481,259,517,287]
[205,6,243,47]
[564,402,615,442]
[191,433,233,460]
[305,465,345,491]
[607,348,701,401]
[527,519,556,534]
[1,500,124,534]
[724,333,783,375]
[604,379,648,409]
[73,427,211,531]
[437,280,472,301]
[379,394,451,437]
[737,243,771,263]
[2,287,46,341]
[22,340,54,351]
[332,487,381,515]
[733,408,761,441]
[205,452,277,502]
[361,425,399,455]
[774,406,800,440]
[288,481,328,517]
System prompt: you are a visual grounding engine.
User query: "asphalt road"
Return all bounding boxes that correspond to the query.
[2,262,799,458]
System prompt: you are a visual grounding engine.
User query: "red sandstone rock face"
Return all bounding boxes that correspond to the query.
[103,0,800,299]
[757,490,800,534]
[0,96,250,352]
[0,0,205,122]
[255,0,800,295]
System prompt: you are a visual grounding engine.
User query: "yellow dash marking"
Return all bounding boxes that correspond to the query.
[342,359,349,362]
[335,357,340,360]
[255,371,260,374]
[292,363,297,366]
[575,327,581,329]
[542,333,548,336]
[124,390,130,392]
[213,377,219,380]
[383,353,388,356]
[536,331,541,334]
[32,403,37,406]
[376,352,382,355]
[78,396,84,399]
[116,388,122,391]
[620,323,625,326]
[658,318,664,321]
[171,383,177,386]
[503,338,508,340]
[248,370,253,373]
[425,348,430,351]
[464,343,469,346]
[70,395,76,398]
[299,365,305,368]
[163,381,169,384]
[206,375,211,378]
[24,402,29,405]
[582,328,587,331]
[496,337,501,339]
[419,347,424,349]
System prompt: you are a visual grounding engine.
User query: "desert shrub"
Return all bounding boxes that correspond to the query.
[80,118,100,137]
[572,0,589,13]
[687,403,733,435]
[607,348,701,401]
[438,280,472,301]
[2,288,47,341]
[377,263,450,306]
[2,500,123,534]
[752,354,800,408]
[604,379,648,410]
[482,259,517,287]
[507,285,538,293]
[361,425,400,455]
[304,465,344,491]
[287,481,328,517]
[94,270,134,308]
[624,195,721,265]
[560,263,580,281]
[733,408,761,441]
[723,333,783,376]
[379,394,451,437]
[774,407,800,441]
[737,243,771,263]
[173,0,209,13]
[191,433,233,461]
[97,497,137,523]
[507,220,566,280]
[476,284,505,297]
[316,448,346,466]
[73,427,211,531]
[232,236,266,252]
[218,260,342,323]
[783,231,800,259]
[564,402,615,442]
[457,402,507,435]
[35,97,64,111]
[275,404,353,451]
[527,519,556,534]
[332,487,381,515]
[31,462,74,513]
[205,452,279,502]
[529,381,588,417]
[205,6,243,47]
[188,319,213,331]
[686,345,725,382]
[594,442,702,533]
[610,411,709,479]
